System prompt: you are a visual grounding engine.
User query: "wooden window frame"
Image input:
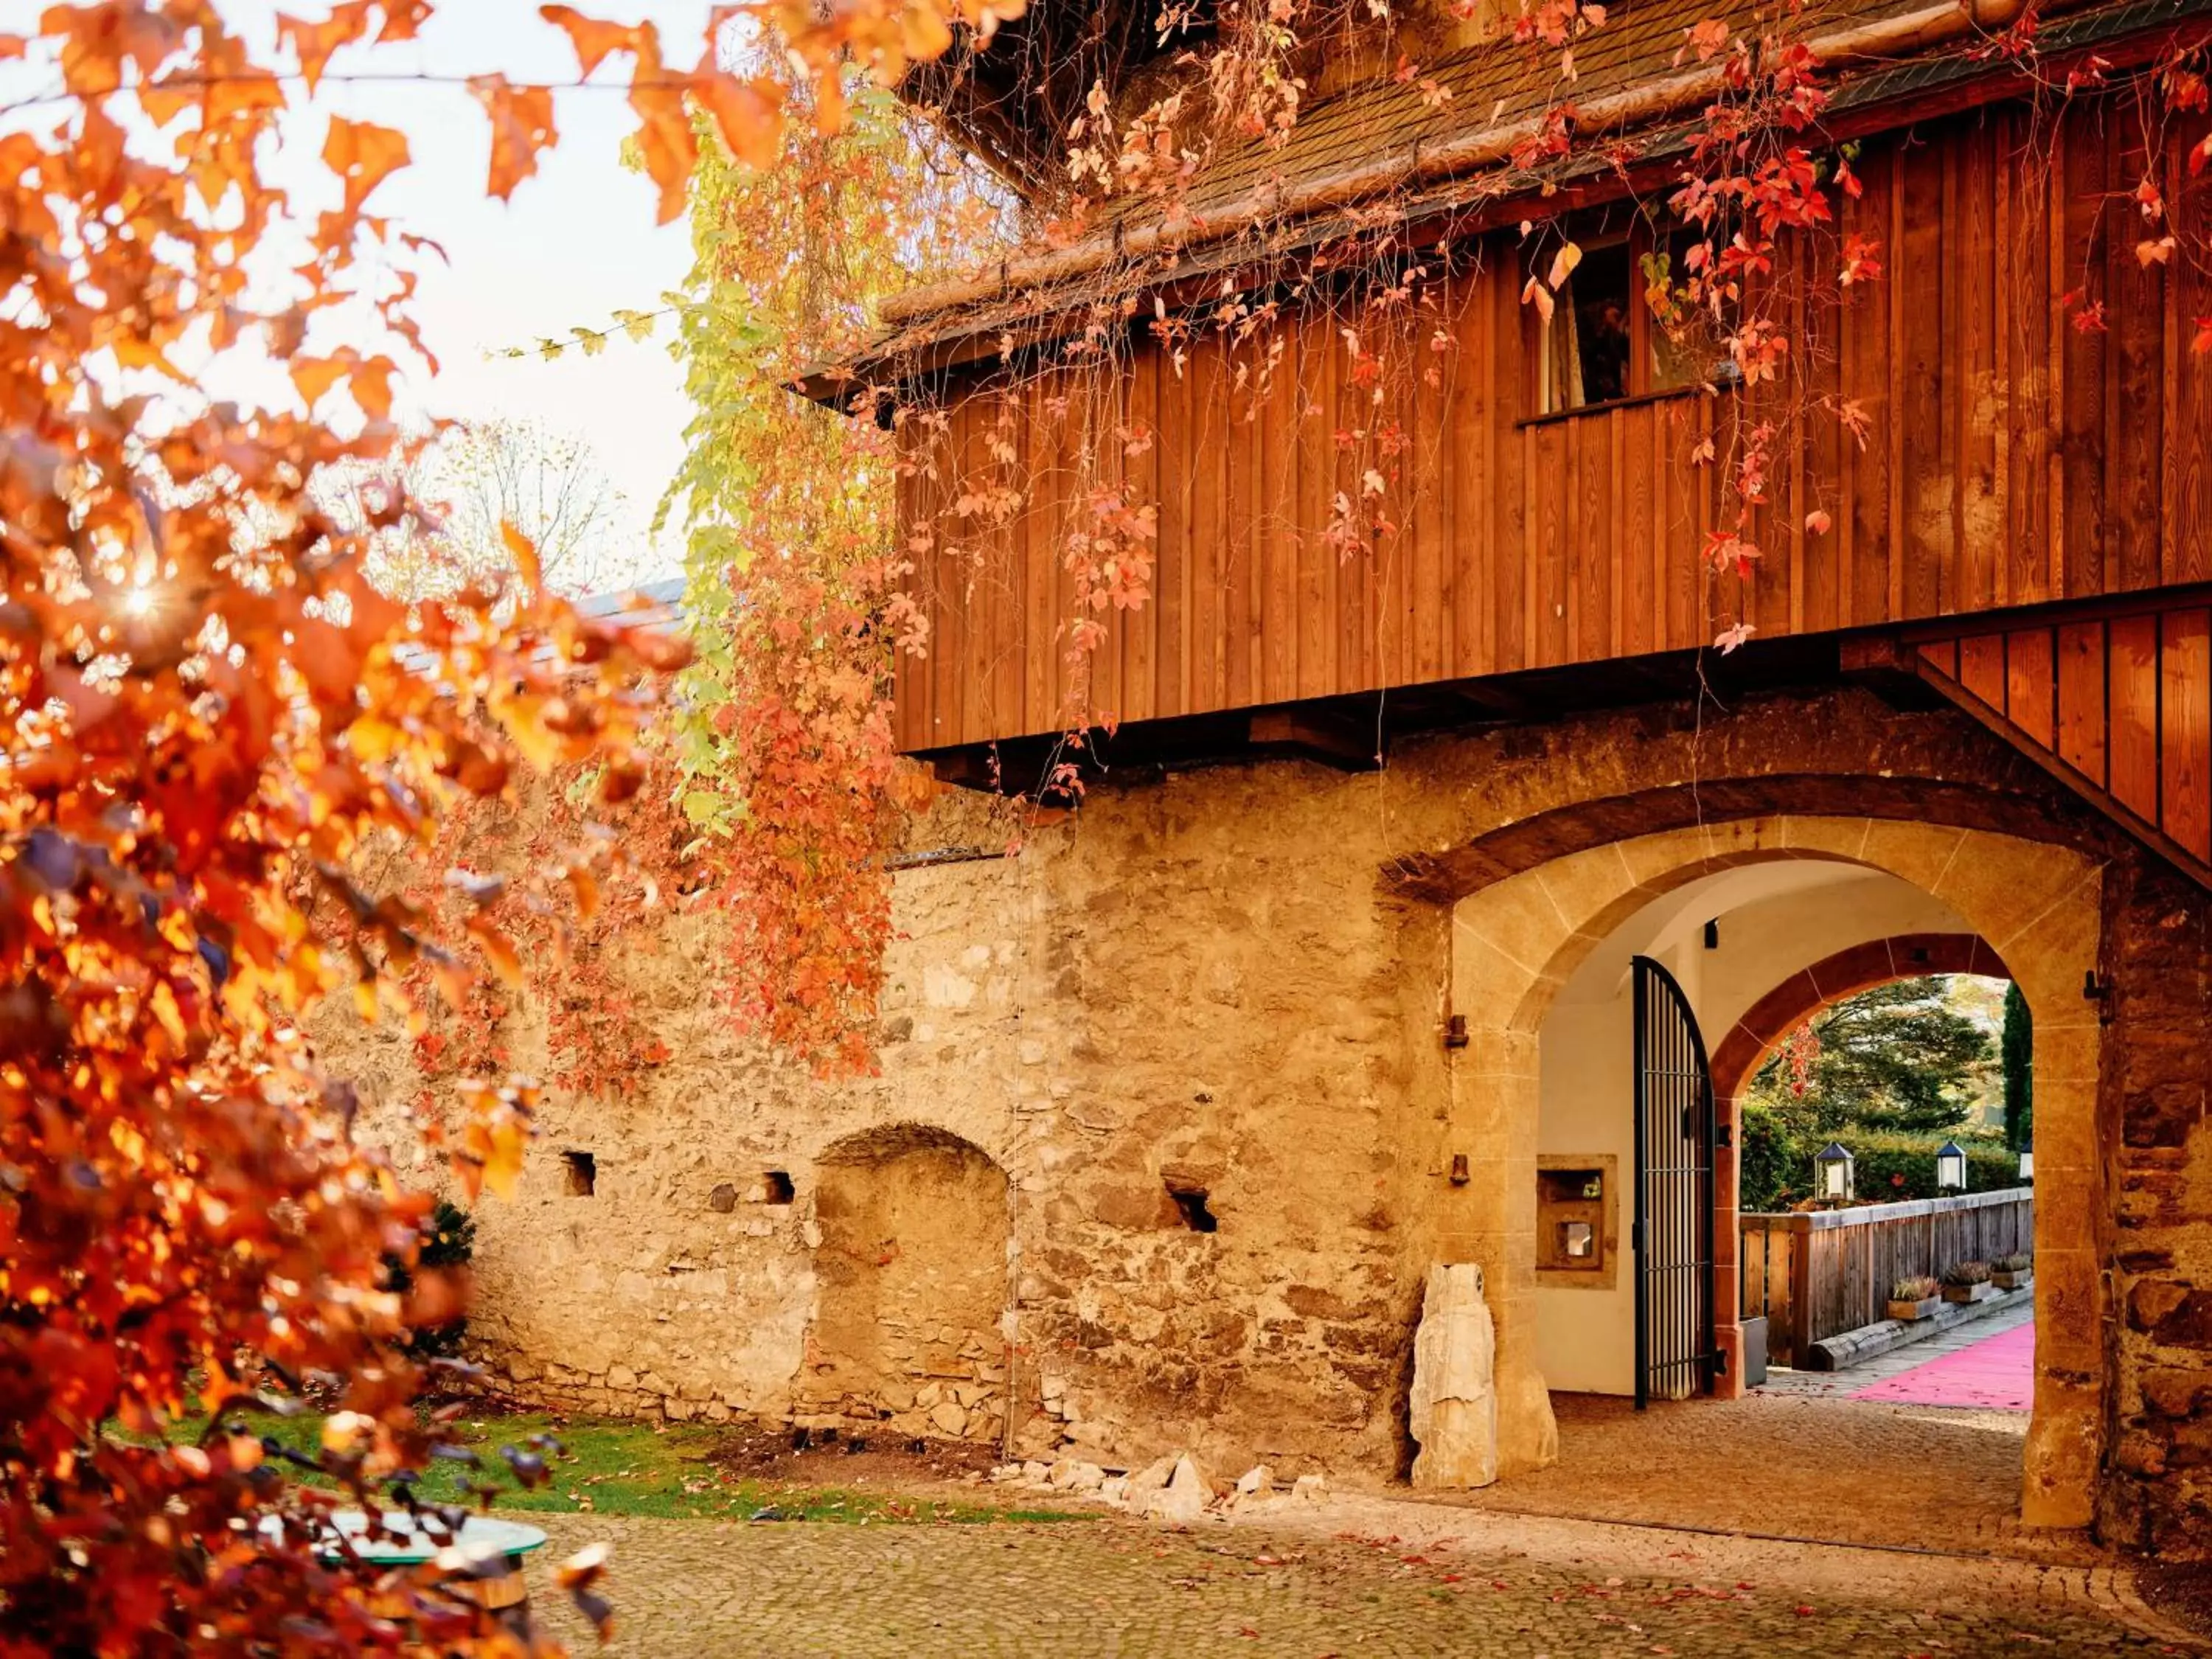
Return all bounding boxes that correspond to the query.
[1521,216,1728,428]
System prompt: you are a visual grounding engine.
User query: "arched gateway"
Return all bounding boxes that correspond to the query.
[1430,810,2101,1527]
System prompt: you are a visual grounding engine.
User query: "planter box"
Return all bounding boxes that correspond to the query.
[1992,1270,2032,1292]
[1942,1281,1997,1304]
[1887,1296,1941,1322]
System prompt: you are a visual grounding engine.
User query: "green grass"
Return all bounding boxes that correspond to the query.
[137,1410,1083,1526]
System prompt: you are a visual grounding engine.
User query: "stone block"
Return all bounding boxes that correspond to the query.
[1128,1453,1178,1493]
[929,1399,968,1437]
[1047,1459,1105,1492]
[1408,1262,1498,1490]
[1139,1454,1211,1523]
[2143,1368,2212,1419]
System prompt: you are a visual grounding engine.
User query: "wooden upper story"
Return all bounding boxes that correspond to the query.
[850,0,2212,775]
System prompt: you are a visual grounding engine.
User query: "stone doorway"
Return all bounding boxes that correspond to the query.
[802,1124,1011,1444]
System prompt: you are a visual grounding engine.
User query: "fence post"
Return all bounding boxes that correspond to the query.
[1787,1214,1814,1368]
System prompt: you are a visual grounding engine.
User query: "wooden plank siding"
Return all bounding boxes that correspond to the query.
[891,99,2212,754]
[1908,594,2212,886]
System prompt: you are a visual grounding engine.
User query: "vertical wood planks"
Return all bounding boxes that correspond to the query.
[2162,608,2211,860]
[889,100,2212,763]
[2110,613,2161,824]
[1493,265,1529,673]
[1411,309,1447,686]
[2006,627,2055,748]
[2178,122,2212,587]
[1959,631,2006,709]
[2062,104,2111,599]
[1958,119,2001,614]
[1296,319,1335,699]
[2056,620,2107,787]
[1849,142,1897,629]
[1223,337,1259,712]
[2112,118,2166,595]
[1186,333,1226,714]
[1900,139,1950,619]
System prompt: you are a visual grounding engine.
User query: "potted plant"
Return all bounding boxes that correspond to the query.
[1941,1260,1995,1305]
[1992,1251,2033,1292]
[1887,1275,1941,1322]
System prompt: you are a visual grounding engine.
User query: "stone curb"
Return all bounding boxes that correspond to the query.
[1805,1283,2034,1371]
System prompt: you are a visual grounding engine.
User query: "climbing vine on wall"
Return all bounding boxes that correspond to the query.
[654,83,1012,1072]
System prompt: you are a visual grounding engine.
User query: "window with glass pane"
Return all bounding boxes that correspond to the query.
[1534,221,1736,415]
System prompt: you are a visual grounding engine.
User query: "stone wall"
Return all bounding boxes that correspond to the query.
[2099,849,2212,1549]
[317,684,2212,1545]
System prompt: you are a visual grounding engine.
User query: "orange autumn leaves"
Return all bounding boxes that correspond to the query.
[0,1,996,1651]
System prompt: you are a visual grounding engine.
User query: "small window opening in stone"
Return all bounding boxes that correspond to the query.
[561,1150,597,1197]
[761,1170,796,1205]
[1166,1180,1217,1234]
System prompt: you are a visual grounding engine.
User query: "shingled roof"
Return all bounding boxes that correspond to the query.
[806,0,2205,396]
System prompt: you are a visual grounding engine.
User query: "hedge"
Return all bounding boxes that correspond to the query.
[1739,1103,2022,1211]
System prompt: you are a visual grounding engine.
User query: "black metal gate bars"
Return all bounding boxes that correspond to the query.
[1632,956,1717,1408]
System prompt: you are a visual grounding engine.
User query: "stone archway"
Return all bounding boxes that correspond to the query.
[1707,931,2012,1102]
[802,1124,1011,1444]
[1430,813,2104,1528]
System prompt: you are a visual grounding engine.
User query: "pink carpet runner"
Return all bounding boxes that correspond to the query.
[1848,1318,2035,1411]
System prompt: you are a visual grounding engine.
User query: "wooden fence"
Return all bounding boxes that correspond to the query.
[1739,1189,2034,1368]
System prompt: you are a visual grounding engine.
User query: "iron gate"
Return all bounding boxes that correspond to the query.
[1632,956,1717,1408]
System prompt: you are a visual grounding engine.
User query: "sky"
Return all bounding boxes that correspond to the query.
[10,2,722,587]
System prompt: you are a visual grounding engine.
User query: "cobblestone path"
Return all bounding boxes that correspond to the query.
[521,1505,2191,1657]
[1440,1385,2063,1559]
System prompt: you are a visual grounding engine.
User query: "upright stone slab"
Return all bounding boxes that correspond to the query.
[1409,1262,1498,1489]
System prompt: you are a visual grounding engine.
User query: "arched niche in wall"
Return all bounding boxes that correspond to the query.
[804,1123,1011,1442]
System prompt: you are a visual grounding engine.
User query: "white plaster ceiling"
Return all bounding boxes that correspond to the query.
[1554,858,1975,1010]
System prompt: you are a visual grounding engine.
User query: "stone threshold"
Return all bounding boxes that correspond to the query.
[1804,1284,2034,1372]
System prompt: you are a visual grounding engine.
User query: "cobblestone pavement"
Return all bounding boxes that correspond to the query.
[1437,1385,2070,1559]
[520,1499,2195,1658]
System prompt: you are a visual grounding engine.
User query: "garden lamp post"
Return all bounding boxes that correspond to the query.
[1815,1141,1855,1203]
[2018,1148,2034,1183]
[1935,1139,1968,1193]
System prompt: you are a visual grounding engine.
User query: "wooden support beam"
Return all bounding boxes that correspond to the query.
[928,751,1004,793]
[1248,709,1384,771]
[1839,633,1953,710]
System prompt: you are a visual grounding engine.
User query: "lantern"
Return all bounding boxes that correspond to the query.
[2018,1148,2034,1183]
[1815,1141,1855,1203]
[1935,1139,1968,1193]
